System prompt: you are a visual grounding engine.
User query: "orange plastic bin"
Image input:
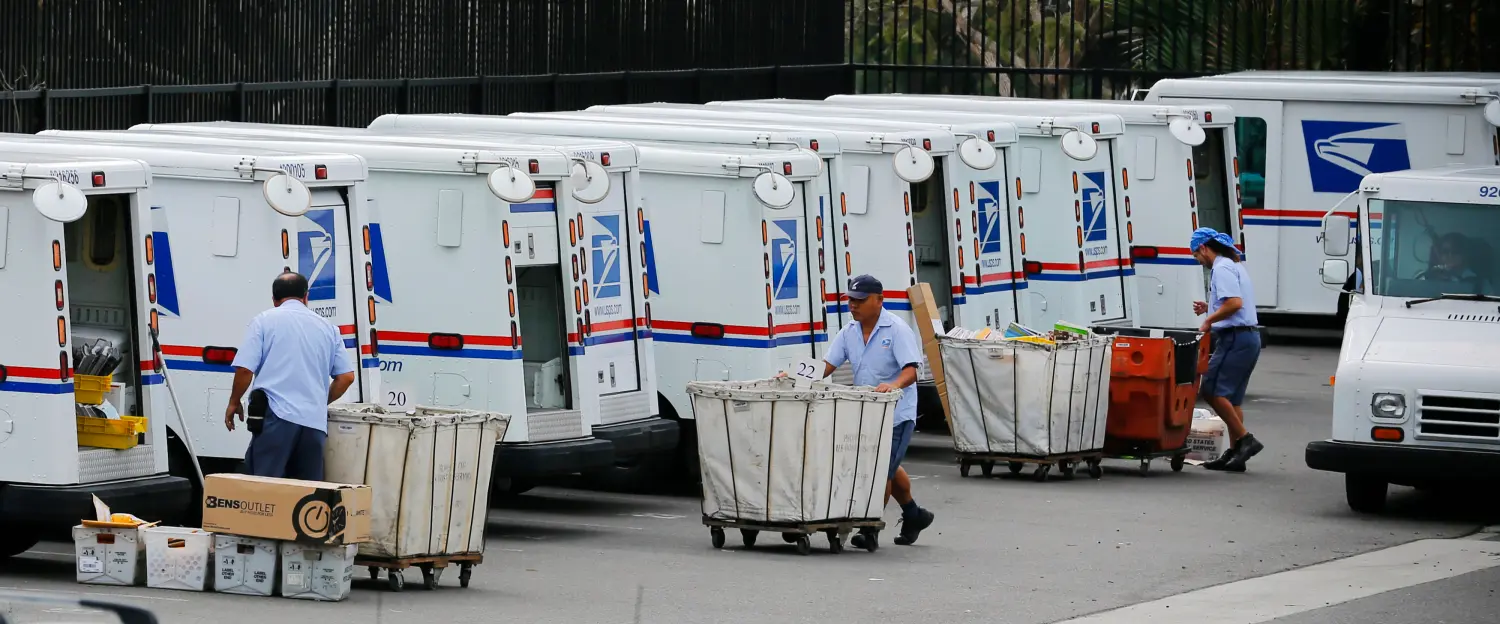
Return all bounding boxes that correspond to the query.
[1093,327,1211,474]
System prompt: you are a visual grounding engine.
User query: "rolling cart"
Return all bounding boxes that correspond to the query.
[703,517,886,555]
[361,553,482,591]
[958,450,1106,481]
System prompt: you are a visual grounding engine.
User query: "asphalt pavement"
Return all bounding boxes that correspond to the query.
[2,342,1497,624]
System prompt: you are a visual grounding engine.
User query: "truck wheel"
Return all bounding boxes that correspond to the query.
[582,453,669,493]
[0,528,40,559]
[166,432,203,527]
[1345,474,1388,514]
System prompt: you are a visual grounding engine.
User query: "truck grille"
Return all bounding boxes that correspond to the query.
[1417,393,1500,439]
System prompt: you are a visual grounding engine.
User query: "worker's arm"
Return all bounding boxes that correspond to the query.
[225,318,264,431]
[874,326,923,393]
[1200,264,1248,332]
[328,372,356,404]
[1204,296,1243,325]
[326,327,358,404]
[875,364,918,393]
[225,368,253,431]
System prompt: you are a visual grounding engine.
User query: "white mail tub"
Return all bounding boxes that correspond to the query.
[687,378,898,525]
[323,404,511,560]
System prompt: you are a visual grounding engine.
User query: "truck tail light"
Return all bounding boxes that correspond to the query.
[690,323,725,340]
[1131,246,1159,260]
[1023,260,1043,275]
[203,346,238,365]
[428,333,463,350]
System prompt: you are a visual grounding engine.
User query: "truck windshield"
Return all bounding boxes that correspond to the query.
[1369,198,1499,299]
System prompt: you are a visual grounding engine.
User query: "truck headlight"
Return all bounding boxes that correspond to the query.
[1371,393,1406,419]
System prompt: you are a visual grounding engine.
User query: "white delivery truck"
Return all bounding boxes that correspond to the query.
[1305,165,1500,513]
[1145,75,1500,326]
[114,125,671,491]
[646,101,1138,331]
[825,94,1238,331]
[2,133,378,483]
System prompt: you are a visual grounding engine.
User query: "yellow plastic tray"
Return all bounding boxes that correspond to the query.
[76,415,143,450]
[74,374,114,405]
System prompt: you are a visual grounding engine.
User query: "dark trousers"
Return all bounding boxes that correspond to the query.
[244,409,327,481]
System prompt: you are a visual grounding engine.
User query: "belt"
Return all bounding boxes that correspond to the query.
[1213,325,1257,334]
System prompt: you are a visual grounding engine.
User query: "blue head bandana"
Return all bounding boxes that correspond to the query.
[1189,227,1236,252]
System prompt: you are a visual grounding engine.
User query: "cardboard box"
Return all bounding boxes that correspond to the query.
[202,474,371,545]
[907,283,952,429]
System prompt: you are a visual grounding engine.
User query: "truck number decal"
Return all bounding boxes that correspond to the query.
[49,169,81,185]
[385,391,407,407]
[278,163,308,179]
[1480,186,1500,198]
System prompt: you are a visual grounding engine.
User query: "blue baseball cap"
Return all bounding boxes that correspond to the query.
[846,274,883,299]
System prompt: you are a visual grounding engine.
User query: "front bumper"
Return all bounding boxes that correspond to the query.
[1306,440,1500,480]
[589,418,680,458]
[0,475,193,527]
[494,437,616,479]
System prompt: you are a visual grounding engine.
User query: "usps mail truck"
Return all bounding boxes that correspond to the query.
[0,152,196,557]
[646,101,1138,331]
[118,124,671,491]
[1146,75,1500,326]
[6,133,378,486]
[825,94,1237,331]
[1305,165,1500,513]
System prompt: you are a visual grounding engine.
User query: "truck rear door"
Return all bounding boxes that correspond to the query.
[1076,147,1130,324]
[303,188,364,401]
[571,177,641,397]
[765,182,821,372]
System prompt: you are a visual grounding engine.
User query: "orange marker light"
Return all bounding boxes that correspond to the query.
[1371,427,1404,442]
[144,235,155,265]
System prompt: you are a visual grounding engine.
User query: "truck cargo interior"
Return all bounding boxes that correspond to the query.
[65,193,143,418]
[517,265,573,413]
[910,160,955,329]
[1192,129,1234,236]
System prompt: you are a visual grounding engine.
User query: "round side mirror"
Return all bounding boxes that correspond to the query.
[892,145,936,183]
[33,182,89,223]
[570,161,611,204]
[1168,117,1207,146]
[487,167,538,204]
[958,137,998,170]
[753,172,796,209]
[1060,130,1100,161]
[262,173,312,217]
[1485,100,1500,127]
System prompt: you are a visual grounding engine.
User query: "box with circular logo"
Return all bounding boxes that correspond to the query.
[201,474,371,546]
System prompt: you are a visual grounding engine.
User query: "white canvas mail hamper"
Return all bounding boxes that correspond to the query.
[323,404,511,559]
[939,336,1113,456]
[687,378,899,525]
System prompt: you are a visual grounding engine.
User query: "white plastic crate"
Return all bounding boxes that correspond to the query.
[72,525,144,586]
[280,542,357,602]
[687,378,898,525]
[939,335,1113,456]
[213,535,279,597]
[142,526,214,591]
[324,404,510,559]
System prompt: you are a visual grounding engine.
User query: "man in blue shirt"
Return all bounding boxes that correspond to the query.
[820,275,935,547]
[1190,228,1264,472]
[225,272,356,481]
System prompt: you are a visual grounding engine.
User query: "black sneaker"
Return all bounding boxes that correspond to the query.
[1202,440,1241,471]
[850,528,877,551]
[892,509,934,546]
[1223,434,1264,473]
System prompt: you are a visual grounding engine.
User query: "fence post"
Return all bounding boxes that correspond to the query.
[773,65,784,97]
[234,82,247,122]
[37,88,51,132]
[141,84,154,124]
[326,79,342,126]
[399,79,412,115]
[470,75,487,114]
[549,74,561,112]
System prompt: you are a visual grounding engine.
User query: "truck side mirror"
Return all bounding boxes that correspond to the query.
[1322,215,1351,256]
[1321,259,1349,286]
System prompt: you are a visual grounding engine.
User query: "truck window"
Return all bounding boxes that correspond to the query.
[1369,198,1498,298]
[1235,118,1269,209]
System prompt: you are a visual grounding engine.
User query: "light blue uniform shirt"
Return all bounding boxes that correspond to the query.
[1209,256,1259,329]
[824,308,922,425]
[231,300,354,432]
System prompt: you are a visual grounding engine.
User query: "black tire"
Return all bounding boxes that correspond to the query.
[1059,461,1077,478]
[1170,454,1186,472]
[794,536,812,556]
[388,570,405,592]
[166,429,203,527]
[710,527,725,549]
[1087,459,1104,479]
[826,531,843,554]
[368,567,379,581]
[861,530,879,553]
[0,529,40,559]
[490,478,536,502]
[740,529,758,548]
[1345,474,1389,514]
[459,565,472,589]
[581,453,671,494]
[1033,465,1051,482]
[980,461,995,477]
[1138,459,1151,476]
[1008,462,1024,475]
[781,533,799,544]
[421,565,440,590]
[959,461,971,478]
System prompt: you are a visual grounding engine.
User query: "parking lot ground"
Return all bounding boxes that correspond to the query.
[3,343,1498,623]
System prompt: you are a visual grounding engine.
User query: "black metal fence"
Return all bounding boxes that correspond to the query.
[848,0,1500,100]
[0,65,855,134]
[0,0,844,89]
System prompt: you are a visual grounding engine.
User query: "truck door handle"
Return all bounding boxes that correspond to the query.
[527,232,535,259]
[609,362,616,387]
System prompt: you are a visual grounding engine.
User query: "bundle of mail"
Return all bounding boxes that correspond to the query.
[943,320,1093,347]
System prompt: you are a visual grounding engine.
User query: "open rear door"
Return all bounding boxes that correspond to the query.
[765,182,820,373]
[303,189,363,401]
[1075,151,1130,324]
[569,177,641,398]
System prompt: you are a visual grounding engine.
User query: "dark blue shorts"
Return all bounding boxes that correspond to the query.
[244,409,327,481]
[888,420,916,480]
[1202,328,1261,406]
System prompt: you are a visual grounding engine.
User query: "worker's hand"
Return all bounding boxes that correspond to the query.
[774,371,788,379]
[224,401,244,431]
[1198,321,1211,334]
[1192,301,1209,315]
[874,383,895,393]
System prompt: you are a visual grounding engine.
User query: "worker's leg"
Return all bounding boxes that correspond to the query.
[888,420,934,546]
[284,422,328,482]
[891,466,914,506]
[1202,331,1265,471]
[244,410,295,479]
[1220,331,1264,472]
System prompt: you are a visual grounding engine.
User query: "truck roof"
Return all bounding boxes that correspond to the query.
[617,141,823,180]
[824,94,1235,128]
[121,126,573,178]
[586,104,967,153]
[20,132,367,183]
[377,112,846,156]
[1149,76,1498,106]
[0,153,151,193]
[1215,70,1500,87]
[1366,164,1500,185]
[691,100,1125,140]
[129,122,637,171]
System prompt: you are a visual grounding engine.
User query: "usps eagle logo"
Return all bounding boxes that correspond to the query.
[1302,120,1412,194]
